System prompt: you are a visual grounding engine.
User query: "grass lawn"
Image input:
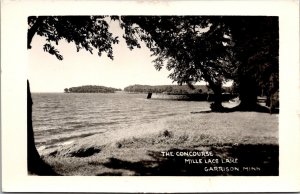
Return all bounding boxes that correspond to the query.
[40,110,278,176]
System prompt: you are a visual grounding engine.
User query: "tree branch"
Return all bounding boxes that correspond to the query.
[27,16,43,49]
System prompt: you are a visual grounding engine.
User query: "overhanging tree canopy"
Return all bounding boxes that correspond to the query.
[27,15,279,175]
[28,16,119,60]
[119,16,235,110]
[118,16,278,111]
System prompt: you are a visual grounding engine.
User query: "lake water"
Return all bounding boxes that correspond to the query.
[32,92,210,150]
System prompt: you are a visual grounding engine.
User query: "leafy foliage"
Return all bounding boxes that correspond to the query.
[28,16,119,60]
[43,43,63,60]
[120,16,234,87]
[119,16,278,110]
[117,16,235,110]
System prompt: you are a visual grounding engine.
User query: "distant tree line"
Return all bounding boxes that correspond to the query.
[64,85,121,93]
[124,84,233,94]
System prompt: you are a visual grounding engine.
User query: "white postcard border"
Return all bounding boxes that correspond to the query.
[1,0,300,192]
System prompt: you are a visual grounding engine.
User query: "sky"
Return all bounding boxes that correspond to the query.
[28,20,177,93]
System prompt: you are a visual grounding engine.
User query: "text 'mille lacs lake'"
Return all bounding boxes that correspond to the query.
[28,15,279,176]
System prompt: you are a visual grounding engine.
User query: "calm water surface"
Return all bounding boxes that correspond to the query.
[32,92,209,149]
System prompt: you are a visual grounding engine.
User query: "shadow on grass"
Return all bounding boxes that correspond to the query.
[191,104,279,114]
[98,144,278,176]
[98,172,123,176]
[28,157,60,176]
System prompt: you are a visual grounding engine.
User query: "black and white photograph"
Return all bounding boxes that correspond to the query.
[27,15,279,176]
[1,0,300,192]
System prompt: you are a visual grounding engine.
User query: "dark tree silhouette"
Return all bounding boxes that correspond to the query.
[119,16,234,111]
[222,16,279,111]
[118,16,278,111]
[28,16,119,59]
[27,16,119,175]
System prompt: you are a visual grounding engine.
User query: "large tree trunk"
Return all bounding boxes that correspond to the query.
[209,83,224,112]
[27,80,57,175]
[27,18,57,175]
[200,68,225,112]
[236,76,259,111]
[27,80,40,172]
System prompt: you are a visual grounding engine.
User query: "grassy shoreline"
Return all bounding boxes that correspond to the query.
[39,108,278,176]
